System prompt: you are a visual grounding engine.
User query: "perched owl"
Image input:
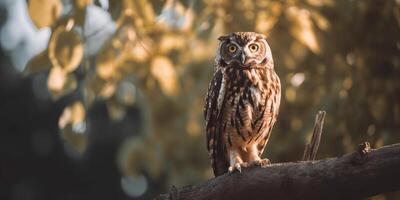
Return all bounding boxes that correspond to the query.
[204,32,281,177]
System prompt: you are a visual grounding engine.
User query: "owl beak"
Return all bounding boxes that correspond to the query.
[240,53,246,64]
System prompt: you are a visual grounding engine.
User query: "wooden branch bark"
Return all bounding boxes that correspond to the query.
[155,143,400,200]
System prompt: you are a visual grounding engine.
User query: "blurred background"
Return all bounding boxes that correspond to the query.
[0,0,399,199]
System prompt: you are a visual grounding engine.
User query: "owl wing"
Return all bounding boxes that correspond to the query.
[204,69,229,176]
[257,72,281,156]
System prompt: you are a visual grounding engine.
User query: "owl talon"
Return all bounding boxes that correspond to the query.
[251,158,271,167]
[228,162,250,173]
[236,164,241,173]
[228,164,241,173]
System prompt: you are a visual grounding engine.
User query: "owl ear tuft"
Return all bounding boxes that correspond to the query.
[256,33,267,40]
[218,35,229,41]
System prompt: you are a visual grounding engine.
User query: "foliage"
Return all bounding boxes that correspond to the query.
[23,0,400,198]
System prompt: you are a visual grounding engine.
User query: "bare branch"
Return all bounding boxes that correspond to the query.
[155,143,400,200]
[303,111,326,161]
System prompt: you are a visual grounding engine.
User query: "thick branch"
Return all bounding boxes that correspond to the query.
[155,143,400,200]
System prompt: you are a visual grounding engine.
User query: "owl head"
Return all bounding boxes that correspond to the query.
[216,32,273,69]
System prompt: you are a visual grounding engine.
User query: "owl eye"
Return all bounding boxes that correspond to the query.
[227,44,237,53]
[249,44,259,52]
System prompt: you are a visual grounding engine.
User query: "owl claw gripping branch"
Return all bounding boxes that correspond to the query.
[204,32,281,177]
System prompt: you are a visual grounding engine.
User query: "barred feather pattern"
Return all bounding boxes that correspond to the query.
[204,64,281,176]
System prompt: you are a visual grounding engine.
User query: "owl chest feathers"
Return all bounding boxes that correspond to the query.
[217,67,280,148]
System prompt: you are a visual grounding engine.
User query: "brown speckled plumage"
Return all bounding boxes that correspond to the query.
[204,32,281,176]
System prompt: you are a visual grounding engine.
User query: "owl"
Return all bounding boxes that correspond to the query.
[204,32,281,177]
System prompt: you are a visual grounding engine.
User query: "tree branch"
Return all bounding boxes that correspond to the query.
[303,110,326,161]
[155,143,400,200]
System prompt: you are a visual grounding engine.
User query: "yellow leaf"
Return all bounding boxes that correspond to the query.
[150,56,179,97]
[28,0,62,28]
[159,34,186,54]
[88,75,117,99]
[286,7,320,54]
[47,66,77,99]
[74,0,93,9]
[24,50,51,75]
[306,0,334,7]
[255,2,282,34]
[70,102,85,125]
[58,101,86,129]
[100,82,117,99]
[96,50,118,80]
[128,42,150,63]
[124,33,152,63]
[48,66,67,92]
[137,0,156,25]
[311,11,331,31]
[58,101,87,155]
[124,0,156,29]
[49,26,83,72]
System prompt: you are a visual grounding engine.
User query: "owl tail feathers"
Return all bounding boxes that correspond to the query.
[210,136,229,177]
[212,156,229,177]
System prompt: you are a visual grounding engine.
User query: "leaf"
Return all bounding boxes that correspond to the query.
[311,11,331,31]
[255,2,282,34]
[87,74,117,99]
[58,101,88,155]
[47,66,67,93]
[48,26,83,73]
[58,101,86,128]
[137,0,156,25]
[96,49,119,80]
[286,7,321,54]
[123,30,152,63]
[306,0,334,7]
[150,56,179,97]
[24,49,51,75]
[124,0,156,29]
[28,0,62,28]
[73,0,93,10]
[159,34,186,54]
[47,66,77,100]
[127,40,151,63]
